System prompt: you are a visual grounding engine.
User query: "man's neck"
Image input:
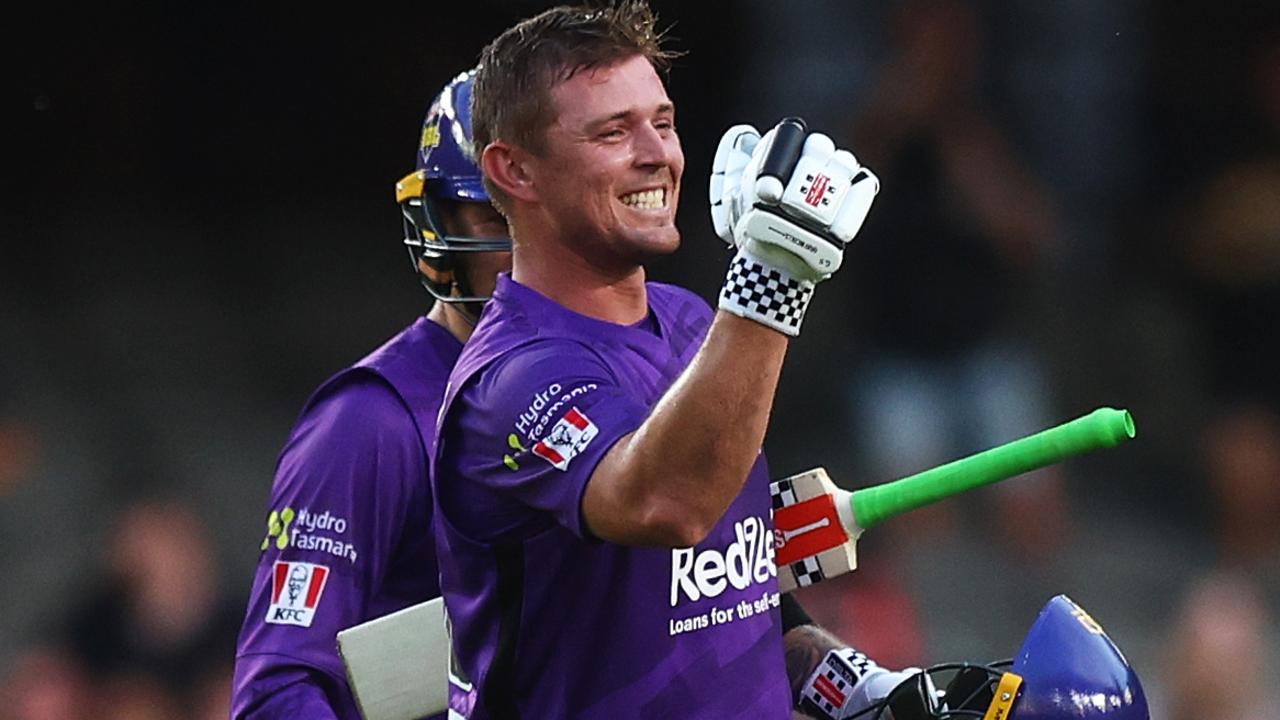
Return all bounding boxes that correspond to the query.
[427,301,474,344]
[512,243,649,325]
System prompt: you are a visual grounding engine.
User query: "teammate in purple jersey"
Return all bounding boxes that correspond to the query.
[433,4,915,718]
[231,69,510,720]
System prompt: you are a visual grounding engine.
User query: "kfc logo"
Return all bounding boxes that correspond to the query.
[532,407,599,471]
[265,561,329,627]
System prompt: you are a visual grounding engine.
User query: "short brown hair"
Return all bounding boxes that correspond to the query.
[471,1,679,211]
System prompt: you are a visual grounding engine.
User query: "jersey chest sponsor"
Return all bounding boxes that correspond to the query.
[669,515,776,607]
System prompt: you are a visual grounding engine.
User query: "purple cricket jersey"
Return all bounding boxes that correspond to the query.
[233,317,464,720]
[432,275,791,719]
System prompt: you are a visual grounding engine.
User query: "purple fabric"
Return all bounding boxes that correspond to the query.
[433,275,791,719]
[233,318,460,720]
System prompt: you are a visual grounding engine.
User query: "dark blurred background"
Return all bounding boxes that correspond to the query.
[4,1,1280,718]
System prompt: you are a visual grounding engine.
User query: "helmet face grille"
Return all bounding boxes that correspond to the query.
[856,663,1012,720]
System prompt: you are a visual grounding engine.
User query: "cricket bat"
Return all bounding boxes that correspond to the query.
[337,596,451,720]
[771,407,1136,593]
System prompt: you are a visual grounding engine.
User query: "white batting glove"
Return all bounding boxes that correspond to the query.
[710,118,879,336]
[799,648,926,720]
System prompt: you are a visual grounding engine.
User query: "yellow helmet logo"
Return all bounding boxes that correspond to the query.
[1066,597,1107,635]
[421,123,441,150]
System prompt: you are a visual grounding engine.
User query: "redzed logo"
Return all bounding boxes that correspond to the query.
[670,516,776,606]
[805,174,830,206]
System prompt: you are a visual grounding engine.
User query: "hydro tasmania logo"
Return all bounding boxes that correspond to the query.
[260,506,358,563]
[266,561,329,627]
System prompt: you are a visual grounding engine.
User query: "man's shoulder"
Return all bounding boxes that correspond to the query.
[457,336,613,406]
[644,280,711,309]
[286,318,460,449]
[293,372,417,448]
[353,316,461,386]
[295,317,457,423]
[452,305,609,390]
[645,281,715,345]
[646,281,713,319]
[269,372,423,512]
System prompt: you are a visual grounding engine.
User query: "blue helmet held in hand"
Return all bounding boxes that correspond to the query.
[396,68,510,303]
[869,595,1148,720]
[1006,595,1148,719]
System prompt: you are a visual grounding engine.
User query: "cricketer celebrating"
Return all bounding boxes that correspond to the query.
[432,3,911,717]
[231,70,509,719]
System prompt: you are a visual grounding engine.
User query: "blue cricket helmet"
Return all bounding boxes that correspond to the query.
[868,595,1148,720]
[1007,595,1148,719]
[396,68,510,303]
[415,67,486,201]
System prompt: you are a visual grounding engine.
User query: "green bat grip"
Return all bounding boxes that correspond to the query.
[851,407,1135,531]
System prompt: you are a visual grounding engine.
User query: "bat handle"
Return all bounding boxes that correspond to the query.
[850,407,1135,531]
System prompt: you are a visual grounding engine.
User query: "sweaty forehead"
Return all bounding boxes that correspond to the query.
[549,55,672,128]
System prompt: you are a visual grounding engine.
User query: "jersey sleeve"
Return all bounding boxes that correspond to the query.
[231,661,344,720]
[232,373,424,718]
[437,339,650,542]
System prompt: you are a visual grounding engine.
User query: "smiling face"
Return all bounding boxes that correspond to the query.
[526,54,684,270]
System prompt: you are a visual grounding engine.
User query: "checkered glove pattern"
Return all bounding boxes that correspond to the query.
[718,253,815,336]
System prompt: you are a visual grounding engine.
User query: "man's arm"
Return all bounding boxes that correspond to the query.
[786,624,921,719]
[785,624,849,713]
[785,628,920,718]
[780,593,919,719]
[584,312,786,546]
[233,374,423,719]
[233,659,345,720]
[586,121,878,548]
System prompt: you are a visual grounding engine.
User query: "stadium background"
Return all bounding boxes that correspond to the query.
[4,0,1279,717]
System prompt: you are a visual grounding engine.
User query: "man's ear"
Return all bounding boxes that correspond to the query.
[481,141,538,204]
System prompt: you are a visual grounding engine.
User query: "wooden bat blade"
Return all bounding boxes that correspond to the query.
[338,597,450,719]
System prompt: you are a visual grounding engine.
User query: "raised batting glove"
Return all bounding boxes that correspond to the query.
[799,648,925,720]
[710,117,879,336]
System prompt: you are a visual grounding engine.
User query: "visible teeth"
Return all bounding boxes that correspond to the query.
[620,189,665,209]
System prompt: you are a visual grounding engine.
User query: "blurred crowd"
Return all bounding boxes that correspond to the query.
[0,494,239,719]
[4,1,1279,717]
